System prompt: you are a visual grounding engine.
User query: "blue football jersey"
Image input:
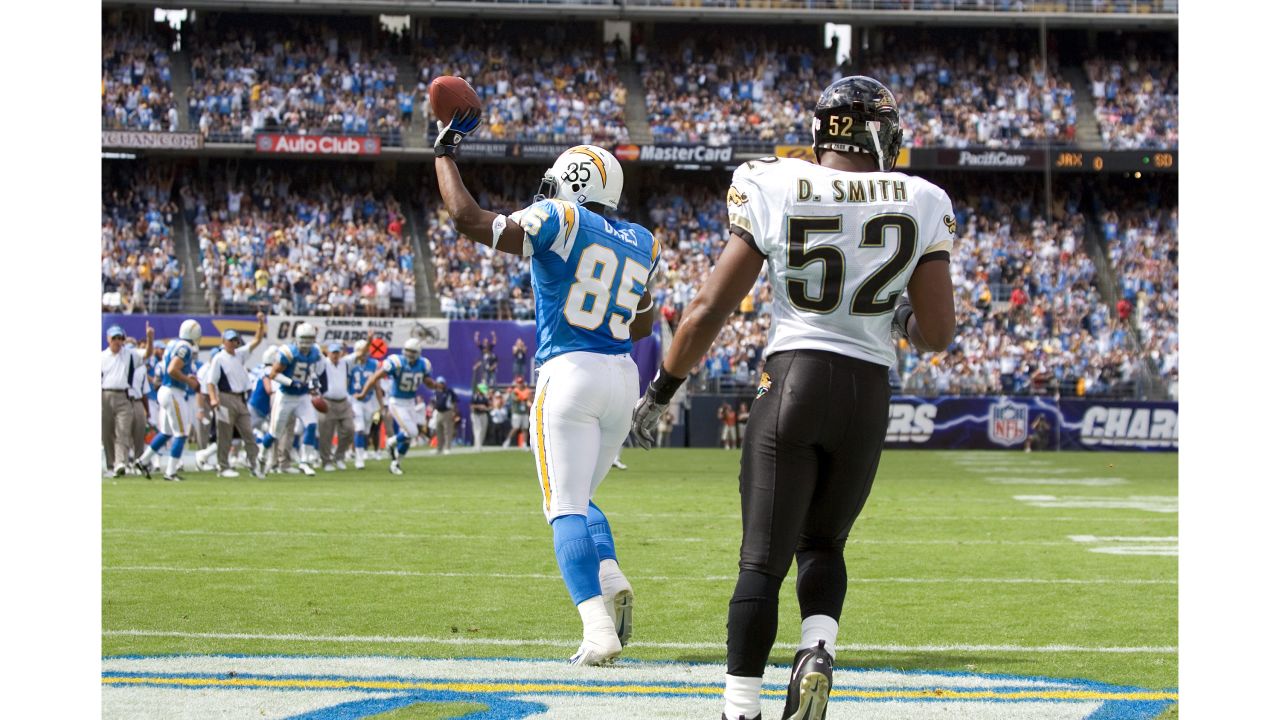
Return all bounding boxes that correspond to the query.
[248,366,271,417]
[513,198,660,365]
[348,355,380,397]
[276,344,322,396]
[159,340,196,397]
[384,354,431,400]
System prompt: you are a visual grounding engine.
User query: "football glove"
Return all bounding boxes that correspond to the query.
[631,388,668,451]
[434,108,483,158]
[892,298,914,339]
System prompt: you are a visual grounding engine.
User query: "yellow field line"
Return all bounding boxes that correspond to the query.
[101,675,1177,701]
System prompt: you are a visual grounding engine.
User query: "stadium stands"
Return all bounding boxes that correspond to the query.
[414,21,630,146]
[102,29,178,132]
[101,163,183,313]
[186,15,407,145]
[187,162,416,317]
[1085,53,1178,149]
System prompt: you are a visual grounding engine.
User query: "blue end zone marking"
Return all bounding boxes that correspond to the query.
[282,691,547,720]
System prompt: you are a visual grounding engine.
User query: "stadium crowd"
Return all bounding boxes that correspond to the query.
[188,163,417,316]
[102,30,178,132]
[101,163,185,313]
[639,28,1076,148]
[186,16,408,144]
[1085,53,1178,149]
[414,22,630,146]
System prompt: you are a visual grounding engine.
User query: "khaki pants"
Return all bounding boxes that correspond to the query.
[130,399,147,459]
[195,395,212,448]
[101,389,132,469]
[216,393,258,472]
[471,411,488,448]
[435,409,455,453]
[318,397,355,465]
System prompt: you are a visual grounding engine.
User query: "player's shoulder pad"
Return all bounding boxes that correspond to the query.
[174,343,191,359]
[514,198,563,236]
[278,345,295,362]
[386,354,402,370]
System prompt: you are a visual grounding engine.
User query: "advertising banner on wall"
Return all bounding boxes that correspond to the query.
[883,395,1177,452]
[102,131,204,150]
[254,133,382,155]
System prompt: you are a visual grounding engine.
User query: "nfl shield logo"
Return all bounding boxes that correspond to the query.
[988,400,1029,447]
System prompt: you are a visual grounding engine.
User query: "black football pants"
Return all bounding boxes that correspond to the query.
[726,349,890,678]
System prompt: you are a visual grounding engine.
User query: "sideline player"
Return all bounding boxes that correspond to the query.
[260,323,323,476]
[632,76,957,720]
[435,116,658,665]
[135,319,204,481]
[348,339,383,469]
[356,337,434,475]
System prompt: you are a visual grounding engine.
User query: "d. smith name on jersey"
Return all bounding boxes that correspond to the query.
[726,156,957,367]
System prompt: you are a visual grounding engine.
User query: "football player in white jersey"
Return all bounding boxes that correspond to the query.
[633,76,957,720]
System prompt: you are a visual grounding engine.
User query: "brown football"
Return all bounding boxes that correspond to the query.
[429,76,482,122]
[312,396,329,414]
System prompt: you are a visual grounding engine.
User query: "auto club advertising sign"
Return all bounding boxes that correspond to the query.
[255,133,382,156]
[884,396,1178,452]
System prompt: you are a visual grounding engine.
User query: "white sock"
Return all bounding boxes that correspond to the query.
[723,674,763,720]
[138,446,156,464]
[165,455,180,475]
[799,614,839,660]
[576,595,613,635]
[598,558,627,593]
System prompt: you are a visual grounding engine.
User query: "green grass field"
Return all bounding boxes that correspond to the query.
[102,448,1177,718]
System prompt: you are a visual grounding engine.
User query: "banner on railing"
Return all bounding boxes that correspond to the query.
[102,131,204,150]
[255,133,382,156]
[885,395,1177,452]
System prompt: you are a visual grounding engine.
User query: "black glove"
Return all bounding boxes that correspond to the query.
[433,108,483,158]
[892,299,914,339]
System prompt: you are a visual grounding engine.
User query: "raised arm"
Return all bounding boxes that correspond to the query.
[434,156,527,256]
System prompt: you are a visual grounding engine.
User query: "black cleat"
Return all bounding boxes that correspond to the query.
[722,715,761,720]
[781,640,833,720]
[133,459,151,479]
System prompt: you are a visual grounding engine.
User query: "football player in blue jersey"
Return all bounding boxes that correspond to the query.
[435,117,659,665]
[134,319,203,481]
[259,323,323,476]
[356,337,435,476]
[347,339,384,470]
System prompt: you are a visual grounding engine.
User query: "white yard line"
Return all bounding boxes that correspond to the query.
[103,528,1089,547]
[102,628,1177,654]
[103,564,1175,585]
[103,504,1177,523]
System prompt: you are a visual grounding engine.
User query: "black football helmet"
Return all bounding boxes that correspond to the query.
[812,75,903,171]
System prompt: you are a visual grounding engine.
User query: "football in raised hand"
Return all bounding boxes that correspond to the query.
[429,76,482,122]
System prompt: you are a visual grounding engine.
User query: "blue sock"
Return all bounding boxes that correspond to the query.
[551,514,602,605]
[355,432,367,449]
[262,433,274,450]
[148,433,171,452]
[303,423,318,448]
[396,432,410,457]
[587,501,618,563]
[169,437,186,458]
[292,434,300,451]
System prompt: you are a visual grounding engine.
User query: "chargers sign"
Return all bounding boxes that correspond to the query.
[988,399,1029,447]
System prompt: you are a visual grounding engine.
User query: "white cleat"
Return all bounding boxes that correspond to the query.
[298,462,316,477]
[323,463,336,472]
[284,467,301,475]
[569,631,622,666]
[612,458,628,470]
[355,458,366,470]
[335,460,347,470]
[389,459,404,476]
[253,467,266,479]
[163,474,182,483]
[602,581,635,647]
[218,469,241,478]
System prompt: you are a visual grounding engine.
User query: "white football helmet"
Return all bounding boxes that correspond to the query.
[263,344,280,367]
[403,337,423,362]
[296,323,317,352]
[537,145,624,209]
[179,319,202,344]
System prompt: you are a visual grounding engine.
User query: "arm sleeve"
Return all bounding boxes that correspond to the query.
[511,199,569,258]
[726,165,770,256]
[920,188,958,263]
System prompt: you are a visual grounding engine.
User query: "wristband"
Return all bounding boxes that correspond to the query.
[491,214,508,248]
[275,375,293,387]
[650,366,686,405]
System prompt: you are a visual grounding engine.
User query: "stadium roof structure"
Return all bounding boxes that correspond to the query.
[106,0,1176,29]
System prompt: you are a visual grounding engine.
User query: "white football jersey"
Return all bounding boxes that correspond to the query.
[727,156,956,367]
